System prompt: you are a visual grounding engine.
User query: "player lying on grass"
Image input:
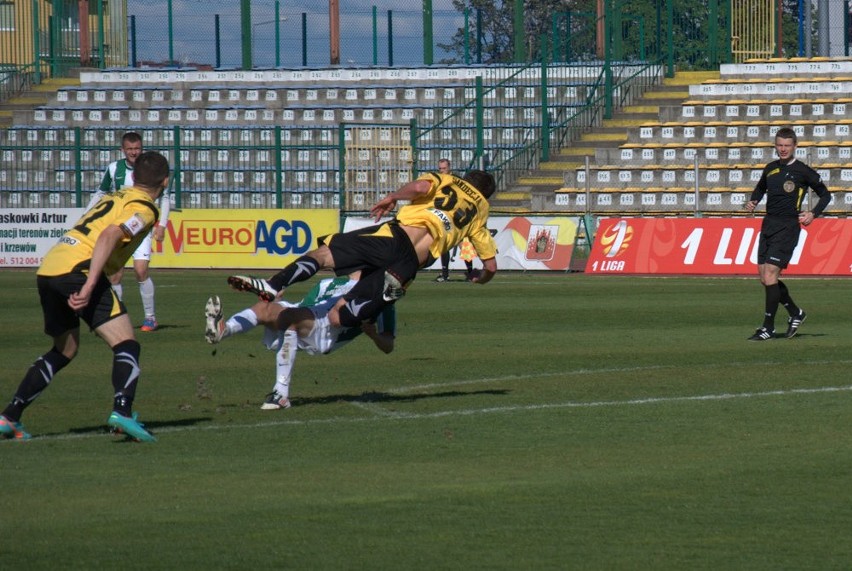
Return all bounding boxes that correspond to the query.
[204,276,396,410]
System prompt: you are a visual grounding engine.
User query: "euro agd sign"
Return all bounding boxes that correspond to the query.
[154,209,339,269]
[587,217,852,276]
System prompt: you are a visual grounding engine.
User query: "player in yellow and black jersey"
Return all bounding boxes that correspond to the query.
[0,151,169,443]
[228,169,498,329]
[40,186,160,277]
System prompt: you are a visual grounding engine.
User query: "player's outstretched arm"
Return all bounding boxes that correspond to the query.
[370,179,431,221]
[470,257,497,285]
[361,322,395,354]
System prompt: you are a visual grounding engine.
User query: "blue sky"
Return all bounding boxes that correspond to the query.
[128,0,465,67]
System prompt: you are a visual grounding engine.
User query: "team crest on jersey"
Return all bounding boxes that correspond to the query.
[123,213,148,236]
[783,180,796,193]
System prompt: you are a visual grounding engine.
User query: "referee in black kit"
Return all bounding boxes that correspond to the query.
[745,126,832,341]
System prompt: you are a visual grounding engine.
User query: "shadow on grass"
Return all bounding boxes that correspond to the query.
[293,388,510,407]
[53,416,214,438]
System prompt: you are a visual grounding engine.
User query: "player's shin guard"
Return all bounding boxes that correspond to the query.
[763,283,781,329]
[268,256,321,291]
[274,330,298,399]
[1,348,72,422]
[111,339,141,416]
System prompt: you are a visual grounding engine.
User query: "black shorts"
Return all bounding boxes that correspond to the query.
[319,222,420,324]
[320,222,420,288]
[37,272,127,337]
[757,216,801,269]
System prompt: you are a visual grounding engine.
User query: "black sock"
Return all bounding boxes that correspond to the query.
[111,340,141,416]
[777,280,800,316]
[2,348,72,422]
[763,283,781,330]
[268,256,320,291]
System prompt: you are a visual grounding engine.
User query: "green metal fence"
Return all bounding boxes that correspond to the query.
[0,0,127,92]
[0,54,661,212]
[2,0,843,214]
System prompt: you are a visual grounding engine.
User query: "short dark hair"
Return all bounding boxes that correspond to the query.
[462,169,496,199]
[775,127,797,145]
[122,131,143,145]
[133,151,170,188]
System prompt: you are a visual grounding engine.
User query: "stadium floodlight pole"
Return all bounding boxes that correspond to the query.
[805,0,813,57]
[463,9,469,64]
[275,1,281,67]
[423,0,433,65]
[388,10,394,67]
[214,15,221,69]
[241,0,252,69]
[168,0,175,66]
[372,6,378,65]
[32,0,41,82]
[513,0,525,62]
[330,0,340,65]
[817,0,829,56]
[302,12,308,66]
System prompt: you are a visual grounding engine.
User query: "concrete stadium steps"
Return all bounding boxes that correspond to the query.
[658,99,849,123]
[513,70,715,205]
[527,60,852,217]
[532,186,852,216]
[719,58,852,80]
[489,191,531,214]
[0,78,81,129]
[595,140,852,167]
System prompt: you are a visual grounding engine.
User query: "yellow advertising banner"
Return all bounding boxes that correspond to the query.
[152,209,339,269]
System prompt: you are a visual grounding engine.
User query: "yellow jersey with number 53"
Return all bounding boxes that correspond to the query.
[38,187,159,277]
[395,172,496,261]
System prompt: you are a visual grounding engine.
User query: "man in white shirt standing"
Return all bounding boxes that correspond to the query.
[87,131,170,331]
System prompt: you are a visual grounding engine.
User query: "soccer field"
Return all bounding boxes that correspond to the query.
[1,269,850,569]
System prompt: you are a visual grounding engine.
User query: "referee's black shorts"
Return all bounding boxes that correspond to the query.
[757,216,801,269]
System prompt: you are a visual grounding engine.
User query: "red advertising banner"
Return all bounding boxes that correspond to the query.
[587,218,852,276]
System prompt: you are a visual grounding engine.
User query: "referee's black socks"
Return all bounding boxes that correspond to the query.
[777,280,801,317]
[763,283,781,329]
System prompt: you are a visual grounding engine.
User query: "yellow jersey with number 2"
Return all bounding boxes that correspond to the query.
[38,186,159,277]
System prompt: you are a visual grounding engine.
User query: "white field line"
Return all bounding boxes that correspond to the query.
[388,358,852,395]
[7,382,852,443]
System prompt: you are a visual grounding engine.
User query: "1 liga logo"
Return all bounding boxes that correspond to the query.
[600,220,633,258]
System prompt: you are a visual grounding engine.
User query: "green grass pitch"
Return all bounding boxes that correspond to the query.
[1,269,850,569]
